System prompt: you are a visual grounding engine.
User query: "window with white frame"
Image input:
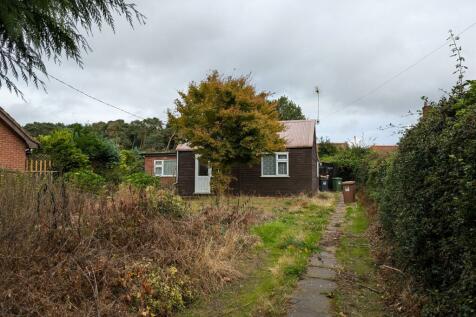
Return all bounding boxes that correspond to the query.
[154,160,176,177]
[261,152,289,177]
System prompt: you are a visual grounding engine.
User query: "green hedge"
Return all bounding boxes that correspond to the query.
[368,82,476,315]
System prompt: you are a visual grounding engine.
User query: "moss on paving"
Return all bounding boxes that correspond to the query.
[179,194,337,317]
[333,203,390,317]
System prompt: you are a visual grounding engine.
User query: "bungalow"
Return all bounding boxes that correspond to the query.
[144,120,319,196]
[0,107,39,171]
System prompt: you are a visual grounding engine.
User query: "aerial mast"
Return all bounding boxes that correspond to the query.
[315,86,320,124]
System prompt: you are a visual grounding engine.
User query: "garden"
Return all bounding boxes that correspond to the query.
[0,170,337,316]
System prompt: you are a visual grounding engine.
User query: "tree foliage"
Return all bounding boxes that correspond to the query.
[321,145,372,182]
[119,149,144,175]
[169,71,285,193]
[23,121,66,136]
[38,129,89,172]
[275,96,306,120]
[37,126,120,178]
[73,126,119,171]
[24,117,174,151]
[0,0,144,97]
[318,137,338,158]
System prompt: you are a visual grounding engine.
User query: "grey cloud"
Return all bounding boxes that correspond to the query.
[1,0,475,144]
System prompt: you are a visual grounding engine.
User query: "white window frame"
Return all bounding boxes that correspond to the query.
[261,152,289,177]
[154,159,176,177]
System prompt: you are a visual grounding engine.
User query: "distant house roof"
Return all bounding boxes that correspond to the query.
[330,142,349,150]
[177,119,316,151]
[370,145,398,155]
[0,107,39,149]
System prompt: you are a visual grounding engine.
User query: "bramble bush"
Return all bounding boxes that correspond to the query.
[365,81,476,315]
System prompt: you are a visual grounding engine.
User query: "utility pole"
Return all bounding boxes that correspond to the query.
[315,86,320,124]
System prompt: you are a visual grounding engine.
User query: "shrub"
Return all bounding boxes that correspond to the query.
[119,149,144,175]
[145,188,186,217]
[373,81,476,315]
[129,265,195,315]
[38,129,89,172]
[123,172,160,189]
[64,169,106,192]
[365,155,394,202]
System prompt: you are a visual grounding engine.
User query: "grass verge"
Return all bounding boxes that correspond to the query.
[180,193,338,316]
[332,203,389,317]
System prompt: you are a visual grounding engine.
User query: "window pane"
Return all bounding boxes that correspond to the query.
[277,154,287,160]
[278,162,287,175]
[163,160,176,176]
[198,160,209,176]
[262,154,276,175]
[155,166,162,176]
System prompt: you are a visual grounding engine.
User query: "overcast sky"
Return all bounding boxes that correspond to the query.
[1,0,475,144]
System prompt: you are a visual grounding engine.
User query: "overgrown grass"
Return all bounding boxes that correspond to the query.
[180,193,338,316]
[333,203,388,317]
[0,172,262,316]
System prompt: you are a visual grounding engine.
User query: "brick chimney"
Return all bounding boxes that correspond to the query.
[422,100,430,118]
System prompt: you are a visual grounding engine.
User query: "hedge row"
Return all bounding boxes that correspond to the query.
[367,82,476,316]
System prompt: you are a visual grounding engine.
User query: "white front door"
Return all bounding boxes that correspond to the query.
[194,155,211,194]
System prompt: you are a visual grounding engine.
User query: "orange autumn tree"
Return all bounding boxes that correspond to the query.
[168,71,285,195]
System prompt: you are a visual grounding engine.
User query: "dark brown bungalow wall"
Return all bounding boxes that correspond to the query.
[147,120,319,196]
[177,145,318,196]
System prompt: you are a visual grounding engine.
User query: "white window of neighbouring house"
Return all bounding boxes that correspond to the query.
[154,160,176,177]
[261,152,289,177]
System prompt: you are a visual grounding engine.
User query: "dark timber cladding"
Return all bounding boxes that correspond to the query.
[177,151,195,196]
[176,120,319,196]
[232,147,317,196]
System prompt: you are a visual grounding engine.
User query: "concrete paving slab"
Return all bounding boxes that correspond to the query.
[287,197,345,317]
[306,266,336,280]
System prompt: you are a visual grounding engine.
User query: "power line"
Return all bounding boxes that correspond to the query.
[49,74,146,120]
[328,20,476,115]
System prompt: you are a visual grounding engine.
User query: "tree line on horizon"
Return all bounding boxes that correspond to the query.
[23,95,306,152]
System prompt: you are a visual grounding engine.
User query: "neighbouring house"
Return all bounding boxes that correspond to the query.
[0,107,39,171]
[170,120,319,196]
[143,151,177,187]
[370,145,398,156]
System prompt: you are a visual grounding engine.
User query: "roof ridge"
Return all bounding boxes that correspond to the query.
[0,106,39,148]
[280,119,316,123]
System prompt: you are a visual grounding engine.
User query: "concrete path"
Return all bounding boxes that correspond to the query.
[287,197,346,317]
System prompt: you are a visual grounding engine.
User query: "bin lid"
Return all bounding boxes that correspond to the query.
[332,177,342,181]
[342,181,355,185]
